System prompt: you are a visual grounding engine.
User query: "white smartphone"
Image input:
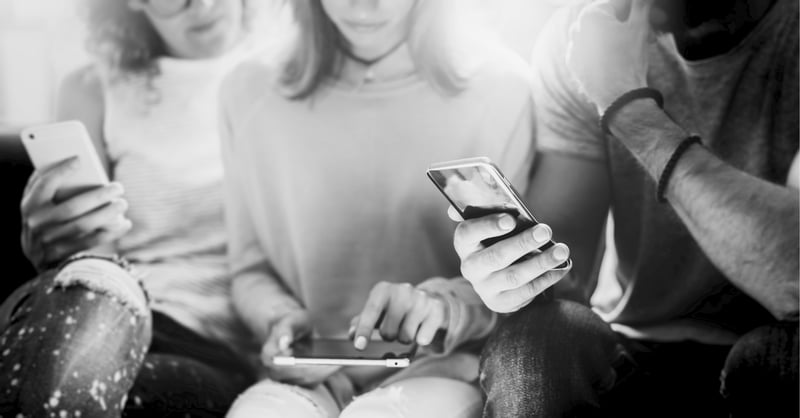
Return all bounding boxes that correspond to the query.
[273,338,417,368]
[20,120,109,203]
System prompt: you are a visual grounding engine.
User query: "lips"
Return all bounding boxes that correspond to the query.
[189,16,223,33]
[342,20,388,34]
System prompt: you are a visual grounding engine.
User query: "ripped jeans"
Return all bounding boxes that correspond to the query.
[480,299,799,417]
[0,256,254,417]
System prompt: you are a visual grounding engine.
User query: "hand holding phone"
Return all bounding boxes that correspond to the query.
[19,120,131,271]
[427,157,572,313]
[260,311,343,386]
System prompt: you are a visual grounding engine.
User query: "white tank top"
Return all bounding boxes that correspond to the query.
[100,50,252,351]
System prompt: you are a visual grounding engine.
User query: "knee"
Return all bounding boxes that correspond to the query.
[341,378,482,418]
[481,299,614,384]
[226,380,338,418]
[721,322,799,415]
[52,257,148,316]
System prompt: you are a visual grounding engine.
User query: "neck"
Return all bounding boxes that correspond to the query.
[664,0,776,60]
[338,42,416,87]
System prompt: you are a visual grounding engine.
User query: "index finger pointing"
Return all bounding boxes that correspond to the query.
[353,285,391,350]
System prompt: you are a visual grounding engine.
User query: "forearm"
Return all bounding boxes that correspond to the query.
[232,271,303,344]
[609,101,800,319]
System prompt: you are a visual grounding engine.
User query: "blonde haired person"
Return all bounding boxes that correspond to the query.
[222,0,536,416]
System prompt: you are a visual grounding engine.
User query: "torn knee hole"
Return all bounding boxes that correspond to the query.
[52,258,148,315]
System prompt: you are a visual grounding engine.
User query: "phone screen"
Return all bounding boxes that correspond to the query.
[291,339,417,360]
[427,159,542,248]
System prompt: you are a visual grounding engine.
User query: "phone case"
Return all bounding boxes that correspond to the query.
[20,120,109,202]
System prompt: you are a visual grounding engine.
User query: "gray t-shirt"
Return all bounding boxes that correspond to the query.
[534,0,798,343]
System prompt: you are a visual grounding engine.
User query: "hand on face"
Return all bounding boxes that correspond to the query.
[566,0,656,113]
[21,157,132,271]
[260,310,341,387]
[449,207,571,313]
[350,281,449,350]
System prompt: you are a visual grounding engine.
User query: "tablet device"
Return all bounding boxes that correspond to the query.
[273,338,417,368]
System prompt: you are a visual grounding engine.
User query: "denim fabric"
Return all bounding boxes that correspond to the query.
[0,259,254,417]
[480,300,799,417]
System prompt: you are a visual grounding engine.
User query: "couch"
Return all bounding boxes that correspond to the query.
[0,129,36,300]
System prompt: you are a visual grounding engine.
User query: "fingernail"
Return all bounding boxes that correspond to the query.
[417,335,431,346]
[533,225,551,243]
[498,215,515,231]
[111,182,124,194]
[553,244,569,261]
[354,336,367,350]
[279,335,291,351]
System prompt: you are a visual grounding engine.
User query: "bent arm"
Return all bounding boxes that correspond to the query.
[609,100,799,320]
[219,91,302,344]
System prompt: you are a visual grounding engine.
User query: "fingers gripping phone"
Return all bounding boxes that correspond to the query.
[427,156,571,270]
[273,338,417,368]
[20,120,109,203]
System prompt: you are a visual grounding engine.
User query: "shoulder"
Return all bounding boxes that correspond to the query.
[467,46,535,110]
[220,55,283,109]
[59,65,104,110]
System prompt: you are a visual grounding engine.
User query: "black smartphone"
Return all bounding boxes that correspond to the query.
[427,156,570,270]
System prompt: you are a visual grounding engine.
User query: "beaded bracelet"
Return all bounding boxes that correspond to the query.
[656,134,702,203]
[600,87,664,136]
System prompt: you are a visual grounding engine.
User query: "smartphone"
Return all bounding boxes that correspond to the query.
[427,156,570,270]
[273,338,417,368]
[20,120,109,203]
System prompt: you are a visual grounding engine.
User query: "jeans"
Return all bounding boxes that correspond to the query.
[480,299,799,417]
[0,257,254,417]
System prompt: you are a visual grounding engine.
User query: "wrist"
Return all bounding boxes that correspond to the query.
[606,99,688,180]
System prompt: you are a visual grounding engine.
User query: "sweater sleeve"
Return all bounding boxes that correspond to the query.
[219,72,303,344]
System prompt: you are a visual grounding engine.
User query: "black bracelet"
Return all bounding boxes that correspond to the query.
[656,134,702,203]
[600,87,664,136]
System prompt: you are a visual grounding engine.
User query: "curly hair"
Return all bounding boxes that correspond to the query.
[82,0,167,83]
[81,0,258,83]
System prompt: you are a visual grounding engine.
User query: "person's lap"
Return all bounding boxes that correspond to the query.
[227,351,484,418]
[0,257,253,417]
[480,299,799,417]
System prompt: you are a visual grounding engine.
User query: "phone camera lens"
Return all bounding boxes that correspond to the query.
[28,133,35,140]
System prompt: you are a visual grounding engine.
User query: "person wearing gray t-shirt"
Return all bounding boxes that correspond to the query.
[452,0,798,416]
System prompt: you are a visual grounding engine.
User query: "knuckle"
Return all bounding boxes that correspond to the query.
[481,246,505,270]
[460,256,479,281]
[504,268,523,289]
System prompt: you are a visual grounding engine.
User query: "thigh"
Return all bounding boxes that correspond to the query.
[123,311,257,417]
[340,377,482,418]
[226,379,340,418]
[722,321,799,417]
[0,261,152,417]
[124,353,252,418]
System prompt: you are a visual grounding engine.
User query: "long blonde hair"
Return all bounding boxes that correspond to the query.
[279,0,488,100]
